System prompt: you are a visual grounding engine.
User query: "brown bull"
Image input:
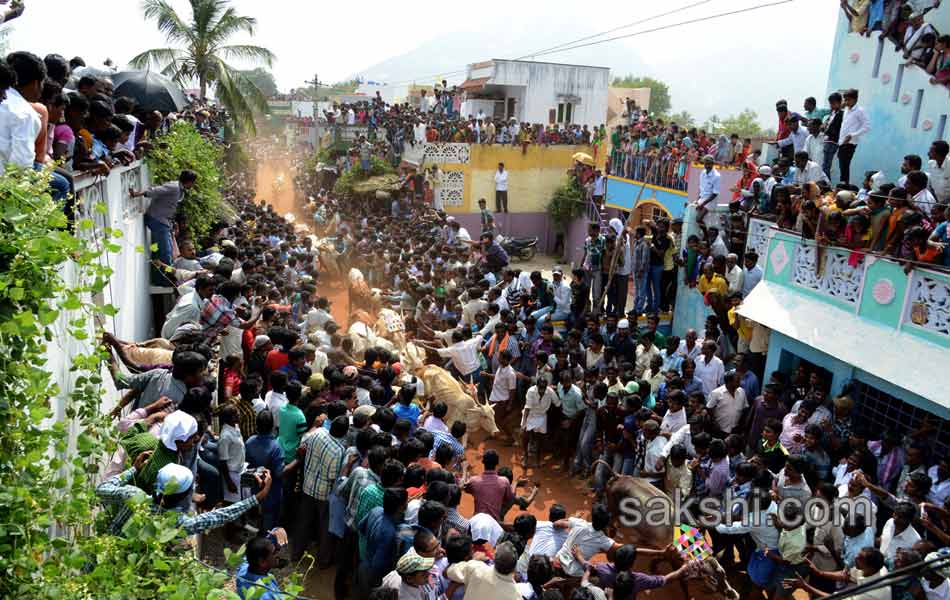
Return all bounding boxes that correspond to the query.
[605,472,740,600]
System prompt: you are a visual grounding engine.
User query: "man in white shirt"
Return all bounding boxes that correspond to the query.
[695,155,721,227]
[527,507,571,558]
[550,268,572,320]
[494,162,509,213]
[792,151,829,185]
[0,52,44,172]
[803,118,825,168]
[777,115,808,155]
[705,371,748,436]
[694,341,725,396]
[431,331,483,381]
[906,170,937,212]
[927,140,949,203]
[161,276,215,338]
[724,254,744,295]
[836,89,871,185]
[300,297,333,334]
[878,503,921,566]
[554,506,620,577]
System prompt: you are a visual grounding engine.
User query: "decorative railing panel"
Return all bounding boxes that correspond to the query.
[439,170,465,208]
[792,244,864,305]
[120,165,145,221]
[422,143,471,165]
[747,218,772,269]
[903,271,950,338]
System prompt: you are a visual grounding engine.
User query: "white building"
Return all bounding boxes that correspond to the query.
[459,59,609,127]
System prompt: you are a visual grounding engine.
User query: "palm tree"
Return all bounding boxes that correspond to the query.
[129,0,275,132]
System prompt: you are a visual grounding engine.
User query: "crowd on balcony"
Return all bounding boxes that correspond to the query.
[715,90,950,273]
[320,86,606,161]
[841,0,950,87]
[604,116,756,191]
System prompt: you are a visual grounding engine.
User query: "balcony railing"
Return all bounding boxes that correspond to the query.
[607,153,688,191]
[755,221,950,346]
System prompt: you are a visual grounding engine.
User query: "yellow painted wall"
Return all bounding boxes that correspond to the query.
[445,143,605,214]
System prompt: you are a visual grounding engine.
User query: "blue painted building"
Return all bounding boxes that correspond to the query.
[825,4,949,183]
[738,222,950,453]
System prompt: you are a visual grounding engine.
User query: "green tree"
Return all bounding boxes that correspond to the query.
[239,66,278,97]
[130,0,276,132]
[716,108,765,138]
[667,110,696,128]
[146,121,235,239]
[611,75,671,115]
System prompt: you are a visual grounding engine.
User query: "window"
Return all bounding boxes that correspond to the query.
[850,380,949,459]
[557,102,573,124]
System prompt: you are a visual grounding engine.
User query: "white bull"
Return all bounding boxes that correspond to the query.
[414,365,499,444]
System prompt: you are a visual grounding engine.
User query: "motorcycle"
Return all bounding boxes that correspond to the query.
[500,235,539,262]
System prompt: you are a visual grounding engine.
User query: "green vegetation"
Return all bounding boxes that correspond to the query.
[547,177,587,232]
[130,0,276,133]
[703,108,765,138]
[334,156,395,196]
[146,121,234,240]
[611,74,672,115]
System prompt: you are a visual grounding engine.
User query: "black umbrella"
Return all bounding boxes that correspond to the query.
[110,70,188,113]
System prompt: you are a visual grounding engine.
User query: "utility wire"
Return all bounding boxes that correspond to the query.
[524,0,795,59]
[380,0,793,88]
[514,0,715,60]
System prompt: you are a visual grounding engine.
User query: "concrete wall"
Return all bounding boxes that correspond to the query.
[825,6,950,183]
[489,61,610,127]
[47,162,155,429]
[409,142,604,254]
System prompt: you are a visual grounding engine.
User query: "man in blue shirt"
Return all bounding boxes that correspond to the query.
[392,385,422,434]
[356,487,408,597]
[236,532,285,599]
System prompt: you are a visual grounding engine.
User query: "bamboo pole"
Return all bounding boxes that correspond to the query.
[594,157,660,315]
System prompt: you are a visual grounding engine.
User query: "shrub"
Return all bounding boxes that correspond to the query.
[333,156,394,196]
[146,121,233,239]
[547,176,586,231]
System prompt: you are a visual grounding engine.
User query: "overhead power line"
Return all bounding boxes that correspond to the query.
[381,0,724,88]
[524,0,796,60]
[514,0,715,60]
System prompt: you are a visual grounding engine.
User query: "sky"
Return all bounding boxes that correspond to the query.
[6,0,842,125]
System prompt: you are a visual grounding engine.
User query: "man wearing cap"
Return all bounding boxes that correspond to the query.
[775,100,792,160]
[96,454,272,536]
[381,549,439,600]
[695,155,720,228]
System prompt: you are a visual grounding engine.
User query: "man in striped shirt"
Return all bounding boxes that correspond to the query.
[430,421,466,463]
[292,415,348,562]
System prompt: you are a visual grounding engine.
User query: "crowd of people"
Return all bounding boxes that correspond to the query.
[2,39,950,600]
[83,105,950,600]
[708,90,950,273]
[841,0,949,87]
[319,85,607,164]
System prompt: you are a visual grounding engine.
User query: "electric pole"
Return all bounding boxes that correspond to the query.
[304,73,321,100]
